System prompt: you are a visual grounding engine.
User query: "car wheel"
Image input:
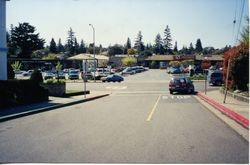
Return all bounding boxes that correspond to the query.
[216,81,222,86]
[170,90,173,94]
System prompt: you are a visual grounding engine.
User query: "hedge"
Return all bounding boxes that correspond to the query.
[0,80,48,108]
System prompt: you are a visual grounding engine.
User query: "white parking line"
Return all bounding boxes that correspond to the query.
[146,95,161,122]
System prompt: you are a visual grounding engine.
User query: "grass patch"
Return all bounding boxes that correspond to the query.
[190,74,206,80]
[66,90,82,94]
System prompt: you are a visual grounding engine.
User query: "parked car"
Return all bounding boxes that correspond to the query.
[169,67,182,74]
[68,70,79,80]
[169,76,195,94]
[81,71,93,80]
[54,71,65,79]
[43,71,55,80]
[207,70,223,86]
[121,67,136,75]
[91,68,111,80]
[101,74,124,82]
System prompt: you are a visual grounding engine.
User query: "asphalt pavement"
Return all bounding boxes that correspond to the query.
[0,91,110,122]
[0,69,248,163]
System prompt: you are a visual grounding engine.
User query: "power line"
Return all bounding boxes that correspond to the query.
[235,0,246,44]
[231,0,238,46]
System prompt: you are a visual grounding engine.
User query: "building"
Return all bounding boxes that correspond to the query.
[144,54,223,69]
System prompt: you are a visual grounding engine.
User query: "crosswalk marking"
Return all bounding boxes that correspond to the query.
[162,95,191,100]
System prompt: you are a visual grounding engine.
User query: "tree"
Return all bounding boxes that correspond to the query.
[122,57,137,66]
[11,61,22,71]
[78,39,87,53]
[49,38,57,53]
[108,44,124,56]
[163,25,172,54]
[195,38,203,53]
[201,59,211,69]
[74,38,79,54]
[179,46,188,54]
[55,61,63,82]
[134,31,145,55]
[57,38,64,53]
[188,42,194,54]
[153,33,164,54]
[169,61,181,68]
[66,27,76,55]
[127,48,136,55]
[8,22,45,58]
[173,41,178,53]
[203,47,215,55]
[223,43,249,91]
[240,16,249,45]
[124,37,132,54]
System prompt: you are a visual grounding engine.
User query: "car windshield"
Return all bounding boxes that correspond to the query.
[70,71,78,74]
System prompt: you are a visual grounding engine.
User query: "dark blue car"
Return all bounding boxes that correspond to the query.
[207,70,223,86]
[101,74,124,82]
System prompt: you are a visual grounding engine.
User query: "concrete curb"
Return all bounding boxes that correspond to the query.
[219,88,249,103]
[0,93,110,122]
[197,92,249,129]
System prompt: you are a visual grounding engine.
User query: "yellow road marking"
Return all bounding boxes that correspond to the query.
[146,95,161,121]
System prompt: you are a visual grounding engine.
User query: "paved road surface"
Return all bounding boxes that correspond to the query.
[0,70,248,163]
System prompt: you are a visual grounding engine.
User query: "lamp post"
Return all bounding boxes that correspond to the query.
[0,0,9,80]
[89,24,96,82]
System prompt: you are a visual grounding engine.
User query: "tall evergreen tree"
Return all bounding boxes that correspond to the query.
[195,38,203,53]
[163,25,172,54]
[126,37,131,49]
[173,41,178,53]
[57,38,64,53]
[124,37,131,54]
[66,27,76,55]
[78,39,87,53]
[153,33,164,54]
[188,42,194,54]
[134,31,145,54]
[74,38,79,54]
[8,22,45,58]
[49,38,57,53]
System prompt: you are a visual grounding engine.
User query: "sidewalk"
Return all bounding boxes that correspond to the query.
[0,91,110,122]
[196,89,249,141]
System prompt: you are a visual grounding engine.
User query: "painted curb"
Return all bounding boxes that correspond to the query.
[0,94,110,122]
[197,92,249,129]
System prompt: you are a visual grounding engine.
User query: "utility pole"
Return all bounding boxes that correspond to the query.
[223,59,231,103]
[0,0,9,80]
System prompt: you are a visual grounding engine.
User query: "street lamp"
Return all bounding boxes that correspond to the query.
[89,24,96,82]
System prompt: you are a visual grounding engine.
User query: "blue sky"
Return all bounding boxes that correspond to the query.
[6,0,249,49]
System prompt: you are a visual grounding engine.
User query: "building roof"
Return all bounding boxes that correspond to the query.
[68,53,109,60]
[145,55,173,61]
[195,54,223,61]
[145,54,223,61]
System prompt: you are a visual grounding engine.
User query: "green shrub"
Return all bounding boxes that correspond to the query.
[8,63,15,80]
[0,80,48,108]
[43,79,65,84]
[30,69,43,84]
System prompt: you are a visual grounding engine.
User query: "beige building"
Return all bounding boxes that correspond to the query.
[144,54,223,68]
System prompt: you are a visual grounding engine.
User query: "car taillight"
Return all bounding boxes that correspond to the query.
[181,83,187,87]
[169,83,175,87]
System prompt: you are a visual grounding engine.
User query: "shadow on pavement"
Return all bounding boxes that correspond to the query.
[0,101,60,118]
